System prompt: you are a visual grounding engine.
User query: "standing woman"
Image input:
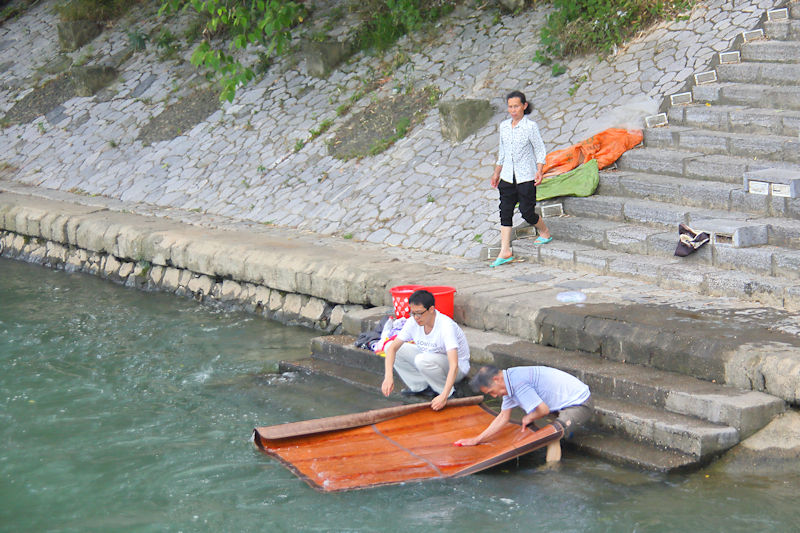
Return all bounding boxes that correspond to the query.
[489,91,552,267]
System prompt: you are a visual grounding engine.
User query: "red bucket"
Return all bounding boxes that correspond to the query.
[424,286,456,319]
[390,285,423,319]
[390,285,457,319]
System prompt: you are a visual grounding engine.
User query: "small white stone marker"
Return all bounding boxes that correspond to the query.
[694,70,717,85]
[742,29,764,42]
[541,203,564,218]
[767,8,789,21]
[772,183,791,197]
[645,113,668,128]
[670,92,692,106]
[748,181,769,195]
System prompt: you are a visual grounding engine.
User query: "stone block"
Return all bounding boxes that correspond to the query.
[713,244,773,275]
[705,271,785,305]
[690,218,768,248]
[103,254,122,278]
[284,293,305,316]
[268,290,285,312]
[564,196,624,221]
[187,274,214,299]
[300,297,328,322]
[45,242,68,265]
[438,99,494,142]
[303,40,352,78]
[160,267,181,291]
[74,217,112,253]
[57,20,103,52]
[744,168,800,199]
[70,65,118,97]
[220,279,243,302]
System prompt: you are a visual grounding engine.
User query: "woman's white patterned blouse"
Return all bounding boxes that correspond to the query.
[496,115,547,184]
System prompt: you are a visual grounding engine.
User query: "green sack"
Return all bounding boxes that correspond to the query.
[537,158,599,201]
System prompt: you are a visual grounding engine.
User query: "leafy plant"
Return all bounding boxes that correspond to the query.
[349,0,458,53]
[568,74,587,96]
[159,0,307,102]
[537,0,694,63]
[128,29,148,51]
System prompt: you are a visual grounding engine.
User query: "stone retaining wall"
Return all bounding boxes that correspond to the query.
[0,228,363,333]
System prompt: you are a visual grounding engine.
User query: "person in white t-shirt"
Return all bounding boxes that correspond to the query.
[381,289,470,411]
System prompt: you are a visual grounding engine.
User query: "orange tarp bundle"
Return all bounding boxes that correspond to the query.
[253,396,562,492]
[542,128,643,178]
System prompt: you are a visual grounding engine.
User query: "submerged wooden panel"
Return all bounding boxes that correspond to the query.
[254,397,563,492]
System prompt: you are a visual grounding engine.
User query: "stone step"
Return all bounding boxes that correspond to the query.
[486,339,784,438]
[305,334,477,396]
[764,19,800,40]
[507,236,798,308]
[307,333,783,468]
[569,432,699,472]
[595,170,800,220]
[643,125,800,163]
[740,40,800,63]
[693,82,800,110]
[279,356,386,393]
[554,195,800,249]
[616,146,800,183]
[715,61,800,86]
[590,397,738,458]
[310,334,386,374]
[529,217,800,282]
[667,103,800,137]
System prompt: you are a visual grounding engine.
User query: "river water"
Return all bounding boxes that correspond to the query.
[1,258,797,532]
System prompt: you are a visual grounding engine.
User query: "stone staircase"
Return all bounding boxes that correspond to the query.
[484,2,800,310]
[281,307,785,472]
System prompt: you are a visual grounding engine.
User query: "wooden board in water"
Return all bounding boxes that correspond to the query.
[253,396,563,492]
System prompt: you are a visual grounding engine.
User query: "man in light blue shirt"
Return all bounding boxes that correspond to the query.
[454,365,591,463]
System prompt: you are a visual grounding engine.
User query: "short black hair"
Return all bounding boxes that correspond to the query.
[470,365,502,393]
[506,90,531,114]
[408,289,435,309]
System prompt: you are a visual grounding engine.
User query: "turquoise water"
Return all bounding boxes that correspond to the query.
[1,258,797,532]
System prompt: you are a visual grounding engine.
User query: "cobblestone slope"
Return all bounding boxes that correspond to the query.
[0,0,780,258]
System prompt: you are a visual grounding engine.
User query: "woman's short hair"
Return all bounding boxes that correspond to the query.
[506,90,531,114]
[470,365,501,392]
[408,289,435,309]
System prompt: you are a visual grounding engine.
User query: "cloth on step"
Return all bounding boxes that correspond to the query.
[536,158,600,201]
[354,314,390,350]
[541,128,643,178]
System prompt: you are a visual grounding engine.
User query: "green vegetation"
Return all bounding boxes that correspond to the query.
[154,0,462,102]
[349,0,458,53]
[127,29,148,51]
[155,27,180,60]
[538,0,694,63]
[1,0,36,23]
[55,0,141,22]
[368,114,410,156]
[159,0,307,102]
